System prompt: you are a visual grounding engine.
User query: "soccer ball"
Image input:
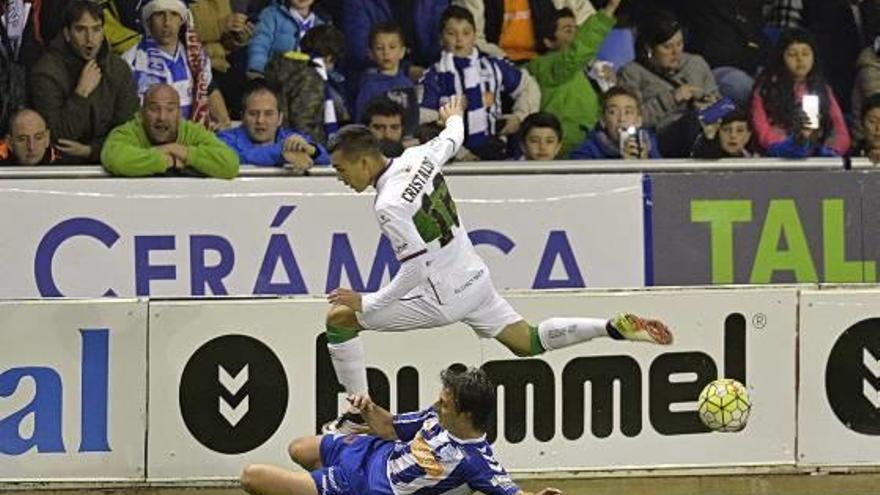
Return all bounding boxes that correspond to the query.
[697,378,751,432]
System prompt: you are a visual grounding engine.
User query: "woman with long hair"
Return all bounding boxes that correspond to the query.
[750,27,850,157]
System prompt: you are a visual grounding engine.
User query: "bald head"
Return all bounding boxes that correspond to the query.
[144,83,180,107]
[9,109,50,165]
[142,84,180,145]
[10,109,47,134]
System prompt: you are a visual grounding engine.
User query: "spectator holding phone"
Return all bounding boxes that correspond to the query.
[618,10,719,158]
[569,85,660,160]
[750,28,850,158]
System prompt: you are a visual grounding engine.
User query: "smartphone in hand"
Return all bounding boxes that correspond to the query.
[802,94,820,130]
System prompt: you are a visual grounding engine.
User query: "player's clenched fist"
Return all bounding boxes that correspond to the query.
[328,287,363,311]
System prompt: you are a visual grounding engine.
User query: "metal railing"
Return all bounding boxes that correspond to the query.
[0,157,857,179]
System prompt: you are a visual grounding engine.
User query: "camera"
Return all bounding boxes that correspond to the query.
[618,126,642,158]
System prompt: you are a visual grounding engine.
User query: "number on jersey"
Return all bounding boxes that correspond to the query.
[412,174,460,247]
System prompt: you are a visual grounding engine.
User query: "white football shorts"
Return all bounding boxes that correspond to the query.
[356,266,522,338]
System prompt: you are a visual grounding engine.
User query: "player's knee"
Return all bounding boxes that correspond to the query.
[510,344,538,357]
[239,464,264,493]
[287,437,313,466]
[325,304,360,330]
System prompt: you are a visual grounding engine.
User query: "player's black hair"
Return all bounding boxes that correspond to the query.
[369,22,406,49]
[536,7,575,54]
[240,79,283,113]
[362,98,405,125]
[64,0,105,29]
[440,365,496,432]
[302,24,346,62]
[862,93,880,122]
[520,112,563,141]
[441,5,476,31]
[327,124,383,158]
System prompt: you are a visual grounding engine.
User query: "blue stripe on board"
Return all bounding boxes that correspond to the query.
[642,174,654,286]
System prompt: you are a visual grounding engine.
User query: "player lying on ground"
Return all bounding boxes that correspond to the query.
[324,95,673,431]
[240,366,562,495]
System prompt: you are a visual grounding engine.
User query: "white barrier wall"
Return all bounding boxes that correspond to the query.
[0,175,643,299]
[0,299,147,480]
[799,289,880,465]
[5,286,880,481]
[145,289,796,479]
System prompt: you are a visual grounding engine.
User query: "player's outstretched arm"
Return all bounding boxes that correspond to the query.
[423,95,467,167]
[519,489,563,495]
[349,394,397,440]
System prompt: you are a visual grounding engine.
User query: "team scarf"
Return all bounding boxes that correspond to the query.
[433,48,503,147]
[312,57,338,140]
[1,0,29,57]
[130,34,210,125]
[289,8,315,43]
[184,10,210,126]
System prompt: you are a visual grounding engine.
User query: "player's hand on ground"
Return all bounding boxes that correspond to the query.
[328,288,363,311]
[534,489,562,495]
[439,95,466,125]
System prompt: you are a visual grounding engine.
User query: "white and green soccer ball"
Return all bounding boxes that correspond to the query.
[697,378,751,432]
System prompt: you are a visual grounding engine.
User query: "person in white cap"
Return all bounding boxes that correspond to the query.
[122,0,232,129]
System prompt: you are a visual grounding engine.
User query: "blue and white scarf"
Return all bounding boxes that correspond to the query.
[126,37,197,118]
[312,57,339,140]
[289,9,316,43]
[433,49,504,148]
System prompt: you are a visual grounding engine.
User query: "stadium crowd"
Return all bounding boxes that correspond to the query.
[2,0,880,175]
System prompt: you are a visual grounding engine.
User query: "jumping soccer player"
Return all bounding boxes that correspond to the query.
[324,95,672,431]
[240,366,563,495]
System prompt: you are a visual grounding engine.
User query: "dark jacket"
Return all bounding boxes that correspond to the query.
[802,0,867,113]
[30,35,139,161]
[265,52,331,144]
[679,0,767,75]
[341,0,447,73]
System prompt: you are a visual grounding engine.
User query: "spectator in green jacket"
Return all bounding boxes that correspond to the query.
[101,83,239,178]
[526,0,620,157]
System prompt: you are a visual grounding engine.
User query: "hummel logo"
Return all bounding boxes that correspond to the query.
[863,349,880,409]
[219,365,249,427]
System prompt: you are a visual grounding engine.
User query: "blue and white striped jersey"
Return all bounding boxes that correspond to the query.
[370,407,520,495]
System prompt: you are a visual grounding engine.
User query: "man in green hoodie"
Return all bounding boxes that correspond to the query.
[526,0,620,157]
[30,0,139,163]
[101,83,239,178]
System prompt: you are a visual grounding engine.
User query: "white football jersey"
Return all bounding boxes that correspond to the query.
[373,116,487,305]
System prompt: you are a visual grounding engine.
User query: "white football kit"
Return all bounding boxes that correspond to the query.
[358,115,521,337]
